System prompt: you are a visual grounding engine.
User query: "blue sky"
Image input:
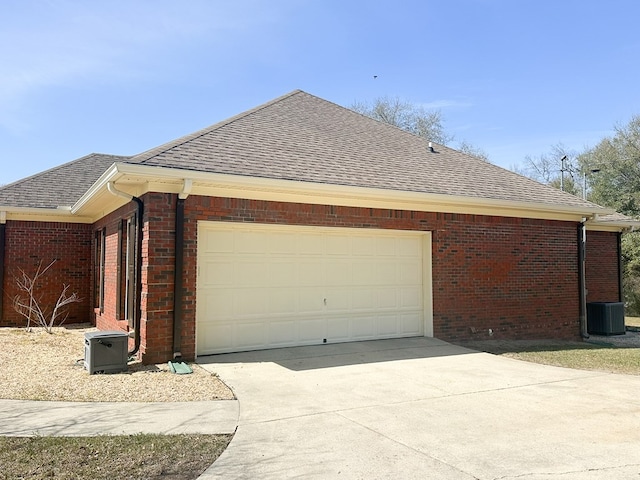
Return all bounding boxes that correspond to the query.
[1,0,639,185]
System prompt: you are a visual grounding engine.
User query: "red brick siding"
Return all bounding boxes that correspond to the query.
[90,193,179,364]
[585,231,620,302]
[1,221,92,327]
[169,196,584,360]
[92,202,137,349]
[433,215,579,340]
[138,193,177,364]
[6,196,621,364]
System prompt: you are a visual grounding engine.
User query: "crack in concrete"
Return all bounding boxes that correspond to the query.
[492,463,640,479]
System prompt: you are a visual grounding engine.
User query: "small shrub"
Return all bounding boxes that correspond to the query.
[12,259,82,333]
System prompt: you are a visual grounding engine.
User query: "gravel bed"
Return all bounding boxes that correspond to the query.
[0,325,235,402]
[587,329,640,348]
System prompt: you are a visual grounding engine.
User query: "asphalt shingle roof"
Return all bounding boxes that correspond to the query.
[0,153,130,208]
[0,90,613,214]
[124,90,606,210]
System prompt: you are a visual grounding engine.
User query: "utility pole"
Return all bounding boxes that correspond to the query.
[560,155,568,191]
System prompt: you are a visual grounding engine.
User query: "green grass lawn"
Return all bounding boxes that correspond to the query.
[0,434,232,480]
[501,343,640,375]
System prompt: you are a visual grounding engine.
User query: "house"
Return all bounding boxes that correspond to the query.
[1,90,637,363]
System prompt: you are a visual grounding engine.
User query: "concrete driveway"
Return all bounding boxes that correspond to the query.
[197,337,640,479]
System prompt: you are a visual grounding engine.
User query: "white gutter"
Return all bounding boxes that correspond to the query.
[88,162,614,218]
[107,181,134,201]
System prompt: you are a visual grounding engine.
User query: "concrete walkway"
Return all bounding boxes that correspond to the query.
[196,337,640,480]
[0,399,238,436]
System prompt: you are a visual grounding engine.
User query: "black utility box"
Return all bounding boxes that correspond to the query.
[84,331,129,374]
[587,302,625,335]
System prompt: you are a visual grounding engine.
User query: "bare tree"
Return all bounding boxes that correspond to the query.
[521,143,581,195]
[351,96,490,162]
[457,140,490,163]
[351,96,453,145]
[13,259,82,333]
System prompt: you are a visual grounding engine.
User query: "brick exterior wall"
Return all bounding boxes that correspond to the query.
[172,196,585,361]
[3,194,620,364]
[1,221,92,327]
[585,230,621,302]
[91,202,137,349]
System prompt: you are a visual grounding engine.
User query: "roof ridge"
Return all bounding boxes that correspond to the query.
[0,153,130,191]
[127,90,306,165]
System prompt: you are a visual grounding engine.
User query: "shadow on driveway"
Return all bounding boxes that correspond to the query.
[197,336,473,371]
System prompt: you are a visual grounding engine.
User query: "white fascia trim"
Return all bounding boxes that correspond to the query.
[71,163,123,214]
[71,162,615,222]
[0,205,93,223]
[587,220,640,232]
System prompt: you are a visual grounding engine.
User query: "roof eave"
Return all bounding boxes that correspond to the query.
[72,163,614,223]
[0,205,94,223]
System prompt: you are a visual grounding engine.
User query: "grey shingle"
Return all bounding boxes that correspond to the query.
[124,90,608,211]
[0,90,617,215]
[0,153,129,208]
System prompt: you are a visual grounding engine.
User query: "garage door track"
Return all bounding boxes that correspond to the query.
[197,337,640,479]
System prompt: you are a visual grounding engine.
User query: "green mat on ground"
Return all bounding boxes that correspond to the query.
[168,361,193,374]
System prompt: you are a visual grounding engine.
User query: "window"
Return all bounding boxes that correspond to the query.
[94,228,106,313]
[124,215,137,327]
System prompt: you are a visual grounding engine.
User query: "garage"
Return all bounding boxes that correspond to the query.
[196,222,432,355]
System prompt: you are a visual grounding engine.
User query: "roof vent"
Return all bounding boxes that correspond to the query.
[428,142,434,153]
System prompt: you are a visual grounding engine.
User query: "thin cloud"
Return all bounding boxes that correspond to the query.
[0,0,285,133]
[419,99,474,110]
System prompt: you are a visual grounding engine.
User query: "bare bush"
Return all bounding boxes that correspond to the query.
[12,259,82,333]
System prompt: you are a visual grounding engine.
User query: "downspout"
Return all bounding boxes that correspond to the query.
[578,220,589,339]
[173,179,192,360]
[617,232,624,303]
[107,182,144,356]
[0,212,6,323]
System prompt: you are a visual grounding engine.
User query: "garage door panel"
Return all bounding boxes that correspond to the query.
[354,236,376,255]
[235,322,267,349]
[325,261,350,285]
[377,314,400,336]
[401,287,422,308]
[298,235,325,255]
[234,289,270,316]
[196,223,430,355]
[377,289,398,309]
[326,235,351,255]
[398,236,423,256]
[267,232,298,254]
[298,261,324,285]
[376,236,397,256]
[268,288,299,315]
[201,289,234,317]
[235,261,269,285]
[401,313,423,334]
[198,323,233,354]
[268,261,298,287]
[236,231,266,254]
[298,287,325,313]
[268,320,298,345]
[203,230,234,253]
[298,317,325,342]
[324,288,350,311]
[399,262,422,284]
[351,288,375,310]
[376,261,398,284]
[351,315,376,339]
[327,317,350,340]
[199,260,234,287]
[352,262,376,285]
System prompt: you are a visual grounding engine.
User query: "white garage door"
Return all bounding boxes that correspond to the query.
[196,222,432,356]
